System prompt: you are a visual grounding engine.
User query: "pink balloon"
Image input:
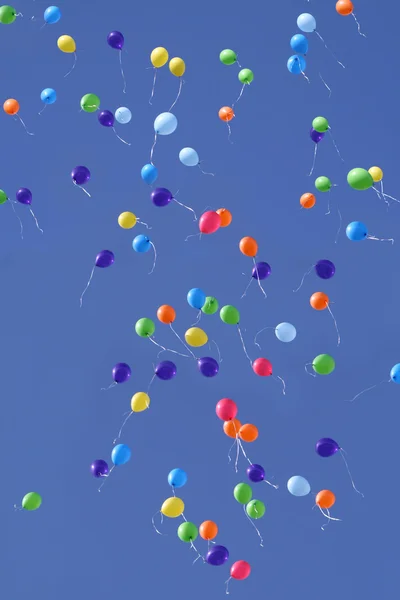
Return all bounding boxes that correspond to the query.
[252,357,272,377]
[230,560,251,580]
[199,211,221,234]
[216,398,238,421]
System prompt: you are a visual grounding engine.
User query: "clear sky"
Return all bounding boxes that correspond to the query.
[2,1,399,598]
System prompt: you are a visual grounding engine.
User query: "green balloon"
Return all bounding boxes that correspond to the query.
[312,354,335,375]
[315,176,332,193]
[238,68,254,85]
[220,305,240,325]
[0,5,17,24]
[312,116,329,133]
[246,499,265,519]
[135,317,155,338]
[347,168,374,191]
[202,296,219,315]
[0,189,8,205]
[234,483,252,505]
[80,94,100,113]
[177,521,198,543]
[219,49,237,66]
[22,492,42,511]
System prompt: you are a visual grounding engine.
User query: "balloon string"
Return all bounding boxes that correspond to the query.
[169,324,197,359]
[79,265,95,307]
[30,208,43,233]
[242,505,264,547]
[150,132,158,164]
[119,50,127,93]
[319,72,332,98]
[237,325,253,366]
[198,162,215,176]
[347,379,388,402]
[173,198,197,221]
[232,84,246,107]
[182,513,188,522]
[38,104,47,116]
[273,374,286,396]
[97,465,115,492]
[253,326,274,350]
[367,234,394,244]
[152,511,165,536]
[339,449,364,497]
[9,200,24,239]
[305,362,317,378]
[113,411,133,444]
[14,504,23,511]
[149,336,190,358]
[352,13,366,37]
[73,180,91,197]
[328,129,344,162]
[314,30,345,68]
[319,506,341,530]
[300,67,310,84]
[334,207,342,245]
[293,264,314,293]
[149,68,157,105]
[227,122,233,144]
[241,277,253,298]
[308,144,318,176]
[252,257,268,298]
[148,241,157,274]
[211,339,222,363]
[147,373,156,393]
[225,576,232,595]
[191,310,202,326]
[190,540,204,564]
[380,180,399,204]
[169,78,184,112]
[15,114,34,136]
[326,304,341,346]
[227,421,240,467]
[64,52,77,78]
[234,434,241,472]
[326,191,331,216]
[185,232,202,243]
[137,218,151,229]
[101,381,118,391]
[112,127,131,145]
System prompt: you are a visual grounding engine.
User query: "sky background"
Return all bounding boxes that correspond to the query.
[2,1,400,598]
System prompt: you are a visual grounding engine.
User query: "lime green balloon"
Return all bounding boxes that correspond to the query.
[80,94,100,113]
[0,5,17,24]
[135,317,155,338]
[220,305,240,325]
[0,189,8,205]
[22,492,42,511]
[315,176,332,193]
[239,68,254,84]
[312,354,335,375]
[202,296,219,315]
[312,116,329,133]
[177,521,198,542]
[246,499,265,519]
[234,483,252,505]
[347,168,374,191]
[219,49,237,66]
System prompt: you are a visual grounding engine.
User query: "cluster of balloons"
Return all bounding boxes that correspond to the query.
[90,442,132,491]
[198,207,232,235]
[79,93,132,144]
[239,236,271,299]
[149,47,186,106]
[218,49,254,132]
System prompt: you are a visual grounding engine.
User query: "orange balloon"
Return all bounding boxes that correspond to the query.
[3,98,20,116]
[336,0,353,15]
[219,106,234,122]
[316,489,336,509]
[199,520,218,541]
[223,418,241,439]
[300,193,316,209]
[239,236,258,257]
[157,304,176,324]
[239,423,259,443]
[216,208,232,227]
[310,292,329,311]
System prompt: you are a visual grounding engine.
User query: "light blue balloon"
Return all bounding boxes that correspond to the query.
[168,468,188,488]
[132,234,151,253]
[115,107,132,124]
[179,147,199,167]
[390,364,400,383]
[275,322,297,343]
[187,288,206,310]
[297,13,316,33]
[287,475,311,497]
[287,55,306,75]
[44,6,61,24]
[154,112,178,135]
[141,163,158,185]
[290,34,308,55]
[40,88,57,105]
[346,221,367,241]
[111,444,131,466]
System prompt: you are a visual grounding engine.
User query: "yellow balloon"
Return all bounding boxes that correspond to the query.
[118,211,137,229]
[169,57,185,77]
[368,166,383,183]
[161,496,184,518]
[57,35,76,53]
[184,327,208,347]
[151,47,169,68]
[131,392,150,412]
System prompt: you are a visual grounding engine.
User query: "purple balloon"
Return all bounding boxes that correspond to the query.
[91,459,109,478]
[316,437,340,458]
[310,128,325,143]
[206,545,229,566]
[98,110,115,128]
[112,362,131,384]
[95,250,115,268]
[107,31,124,50]
[247,463,265,483]
[252,261,271,280]
[197,356,219,378]
[16,187,32,205]
[155,360,177,381]
[315,259,335,280]
[71,166,90,186]
[151,187,173,208]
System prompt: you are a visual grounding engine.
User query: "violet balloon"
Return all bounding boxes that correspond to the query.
[91,459,109,478]
[198,356,219,377]
[98,110,115,127]
[107,31,124,50]
[151,187,173,207]
[112,362,131,384]
[247,464,265,483]
[252,262,271,280]
[155,360,177,380]
[16,187,32,205]
[315,259,335,280]
[310,128,325,143]
[71,166,90,186]
[95,250,115,268]
[316,437,340,458]
[206,545,229,566]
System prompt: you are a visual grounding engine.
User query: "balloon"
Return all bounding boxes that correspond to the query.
[297,13,316,32]
[198,356,219,377]
[300,192,316,208]
[57,35,76,53]
[312,354,335,375]
[312,117,329,133]
[199,520,218,540]
[132,234,151,253]
[252,262,271,280]
[287,55,307,75]
[220,49,237,65]
[131,392,150,412]
[3,98,19,115]
[206,545,229,566]
[115,107,132,124]
[199,211,221,234]
[187,288,206,310]
[40,88,56,105]
[315,437,340,458]
[155,360,177,380]
[151,187,172,207]
[80,94,100,113]
[71,166,90,186]
[347,168,374,191]
[390,364,400,383]
[107,31,124,50]
[310,292,329,310]
[315,259,335,279]
[310,128,325,143]
[216,208,232,227]
[179,147,199,166]
[252,357,272,377]
[44,6,61,24]
[346,221,368,241]
[247,464,265,483]
[154,112,177,135]
[202,296,219,314]
[16,188,32,205]
[231,561,251,581]
[177,522,198,542]
[22,492,42,511]
[135,317,155,338]
[234,482,252,504]
[185,327,208,347]
[316,490,336,509]
[157,305,176,324]
[224,419,241,439]
[219,106,235,122]
[168,468,188,488]
[290,34,309,54]
[368,166,383,182]
[246,499,265,519]
[287,475,311,497]
[220,305,240,325]
[161,496,184,518]
[141,163,158,185]
[239,236,258,257]
[91,459,109,478]
[169,57,185,77]
[112,362,131,384]
[111,443,131,465]
[0,190,8,205]
[118,211,137,229]
[98,110,114,127]
[95,250,114,268]
[216,398,238,421]
[336,0,354,15]
[0,5,16,24]
[151,47,169,68]
[275,322,297,342]
[315,176,332,192]
[239,424,258,442]
[238,68,254,84]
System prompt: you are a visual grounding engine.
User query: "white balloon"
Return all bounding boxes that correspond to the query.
[287,476,311,497]
[297,13,316,33]
[179,147,199,167]
[115,107,132,124]
[154,112,178,135]
[275,322,296,343]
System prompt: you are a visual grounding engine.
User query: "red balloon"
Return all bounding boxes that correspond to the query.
[216,398,238,421]
[252,357,272,377]
[199,211,221,234]
[230,560,251,580]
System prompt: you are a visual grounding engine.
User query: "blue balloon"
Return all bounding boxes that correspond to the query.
[154,112,178,135]
[187,288,206,310]
[115,107,132,124]
[40,88,57,105]
[168,468,188,488]
[287,55,306,75]
[390,364,400,383]
[290,34,308,55]
[287,475,311,497]
[275,322,297,343]
[179,147,199,167]
[346,221,368,241]
[111,444,131,466]
[141,163,158,185]
[132,234,151,253]
[44,6,61,24]
[297,13,316,33]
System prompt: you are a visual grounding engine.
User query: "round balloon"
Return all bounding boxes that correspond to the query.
[224,419,241,439]
[57,35,76,53]
[199,520,218,540]
[168,468,188,489]
[98,110,114,127]
[132,234,151,253]
[290,34,308,54]
[44,6,61,24]
[220,305,240,325]
[187,288,206,310]
[336,0,354,16]
[315,259,335,279]
[238,68,254,84]
[0,5,16,24]
[0,190,8,205]
[231,561,251,581]
[252,262,271,280]
[315,176,332,192]
[151,187,173,207]
[216,208,232,227]
[246,499,265,519]
[118,211,137,229]
[220,49,237,65]
[91,459,109,478]
[179,147,199,167]
[111,444,131,465]
[287,475,311,497]
[239,424,258,442]
[300,193,316,209]
[216,398,238,421]
[316,490,336,509]
[287,55,306,75]
[3,98,19,115]
[154,112,177,135]
[312,116,329,133]
[131,392,150,412]
[177,521,198,542]
[275,322,296,342]
[95,250,114,268]
[219,106,235,122]
[347,168,374,191]
[198,356,219,377]
[161,496,184,518]
[155,360,177,380]
[112,362,131,383]
[199,211,221,234]
[185,327,208,347]
[312,354,335,375]
[346,221,368,241]
[157,305,176,324]
[234,483,252,504]
[390,363,400,383]
[297,13,316,32]
[107,31,124,50]
[206,545,229,566]
[135,317,155,337]
[202,296,219,315]
[16,188,32,205]
[246,464,265,483]
[151,47,169,68]
[310,128,325,143]
[252,357,272,377]
[368,166,383,182]
[22,492,42,511]
[71,166,90,186]
[315,437,340,458]
[310,292,329,311]
[141,163,158,185]
[40,88,56,105]
[80,94,100,113]
[169,57,185,77]
[115,107,132,124]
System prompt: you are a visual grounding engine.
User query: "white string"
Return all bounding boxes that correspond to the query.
[367,234,394,244]
[253,326,273,350]
[169,324,197,359]
[225,577,232,595]
[64,52,77,78]
[273,374,286,396]
[347,379,388,402]
[227,122,233,144]
[119,50,127,93]
[73,180,91,197]
[300,67,310,83]
[15,114,34,135]
[242,505,264,547]
[340,448,364,497]
[173,198,197,221]
[151,511,165,536]
[112,127,131,145]
[148,336,190,358]
[227,436,238,466]
[371,185,389,209]
[305,362,317,378]
[237,325,253,366]
[9,199,23,239]
[327,304,341,346]
[97,465,115,492]
[191,310,202,326]
[185,232,202,243]
[101,381,117,391]
[148,241,157,274]
[319,506,341,530]
[169,78,184,112]
[137,218,151,229]
[211,339,222,363]
[79,265,95,307]
[252,257,268,298]
[198,162,215,176]
[150,132,158,164]
[380,180,399,204]
[147,372,156,393]
[232,84,246,106]
[314,31,345,69]
[113,410,133,444]
[352,13,366,37]
[30,208,43,233]
[319,72,332,97]
[334,208,342,245]
[293,264,314,292]
[241,277,253,298]
[190,540,204,564]
[328,129,345,162]
[38,104,47,116]
[149,68,157,105]
[308,144,318,176]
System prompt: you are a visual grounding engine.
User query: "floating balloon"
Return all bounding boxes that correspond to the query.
[91,459,109,478]
[161,496,184,518]
[0,5,17,24]
[300,192,316,209]
[98,110,130,145]
[369,166,383,182]
[220,305,240,325]
[187,288,206,310]
[290,34,308,54]
[239,424,258,442]
[246,464,265,483]
[316,489,335,509]
[216,398,238,421]
[297,12,316,32]
[107,31,126,92]
[118,211,137,229]
[274,322,296,343]
[316,437,340,458]
[198,356,219,377]
[199,520,218,540]
[239,236,258,257]
[44,6,61,24]
[185,327,208,347]
[179,147,199,166]
[111,443,131,466]
[112,362,131,384]
[310,293,341,346]
[219,106,234,122]
[391,364,400,382]
[154,112,177,135]
[346,221,393,244]
[0,189,8,205]
[16,188,43,233]
[234,483,252,504]
[224,419,241,439]
[135,317,156,338]
[230,561,251,581]
[131,392,150,412]
[57,35,77,78]
[177,521,198,542]
[79,250,115,307]
[115,107,131,124]
[157,305,176,325]
[312,353,335,375]
[206,545,229,566]
[71,165,91,197]
[312,116,329,133]
[3,98,34,135]
[347,168,373,191]
[294,259,336,292]
[287,475,311,497]
[132,234,157,273]
[155,360,177,381]
[246,499,265,519]
[151,187,196,218]
[220,49,238,65]
[39,88,56,115]
[141,163,158,185]
[252,357,272,376]
[238,68,253,84]
[287,55,307,76]
[252,262,271,280]
[336,1,365,37]
[168,58,185,110]
[315,176,332,192]
[80,93,100,113]
[168,468,188,489]
[216,208,232,227]
[310,129,325,143]
[199,211,221,234]
[149,47,169,103]
[21,492,42,511]
[202,296,219,315]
